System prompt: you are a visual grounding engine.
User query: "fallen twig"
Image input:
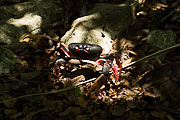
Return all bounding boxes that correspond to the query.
[123,43,180,69]
[0,78,96,104]
[0,43,179,103]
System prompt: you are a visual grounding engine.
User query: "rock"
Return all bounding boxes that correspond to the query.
[0,24,27,44]
[147,30,176,49]
[0,47,16,75]
[61,0,137,54]
[0,0,63,44]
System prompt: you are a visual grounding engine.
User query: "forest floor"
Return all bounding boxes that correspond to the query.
[0,0,180,120]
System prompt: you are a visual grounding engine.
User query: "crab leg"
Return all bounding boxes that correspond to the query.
[112,64,119,83]
[113,57,122,83]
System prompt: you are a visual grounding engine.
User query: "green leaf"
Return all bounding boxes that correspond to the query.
[74,87,84,97]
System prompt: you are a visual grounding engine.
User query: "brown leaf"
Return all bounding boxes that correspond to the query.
[122,58,133,67]
[36,59,42,70]
[76,96,88,108]
[10,112,23,119]
[75,115,87,120]
[19,33,31,42]
[128,50,137,55]
[63,75,85,87]
[88,74,108,95]
[20,71,41,80]
[0,84,11,94]
[128,111,137,120]
[3,99,17,109]
[1,96,17,109]
[166,114,176,120]
[112,105,126,116]
[4,109,17,116]
[151,111,165,119]
[58,107,81,117]
[127,100,137,109]
[144,92,156,98]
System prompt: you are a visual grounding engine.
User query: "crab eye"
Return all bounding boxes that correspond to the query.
[75,46,79,50]
[84,45,89,51]
[86,47,89,51]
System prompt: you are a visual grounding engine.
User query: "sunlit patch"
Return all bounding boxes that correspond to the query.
[19,33,31,42]
[14,3,33,12]
[7,13,42,34]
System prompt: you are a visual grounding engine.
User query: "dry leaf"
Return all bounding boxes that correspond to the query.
[19,33,31,42]
[3,99,17,109]
[20,71,41,80]
[122,58,133,67]
[76,96,88,108]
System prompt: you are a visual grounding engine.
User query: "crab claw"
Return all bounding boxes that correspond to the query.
[54,59,66,77]
[54,65,60,77]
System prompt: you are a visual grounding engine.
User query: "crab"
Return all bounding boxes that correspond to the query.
[21,34,122,94]
[53,42,122,94]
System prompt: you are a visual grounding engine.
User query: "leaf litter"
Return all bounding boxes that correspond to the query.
[0,0,180,120]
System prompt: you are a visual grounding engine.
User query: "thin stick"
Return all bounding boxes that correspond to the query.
[0,44,179,103]
[123,43,180,69]
[0,86,74,104]
[0,78,97,104]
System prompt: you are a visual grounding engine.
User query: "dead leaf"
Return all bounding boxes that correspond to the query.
[58,107,81,117]
[10,112,23,119]
[19,33,31,42]
[63,75,85,87]
[121,88,136,96]
[25,107,52,120]
[143,92,156,98]
[36,59,42,70]
[88,74,108,95]
[75,115,87,120]
[112,105,126,116]
[4,109,17,116]
[20,71,41,80]
[0,84,11,94]
[76,96,88,108]
[127,100,137,109]
[166,114,176,120]
[54,100,64,112]
[128,111,137,120]
[1,96,17,109]
[128,50,137,55]
[151,111,165,119]
[122,58,133,67]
